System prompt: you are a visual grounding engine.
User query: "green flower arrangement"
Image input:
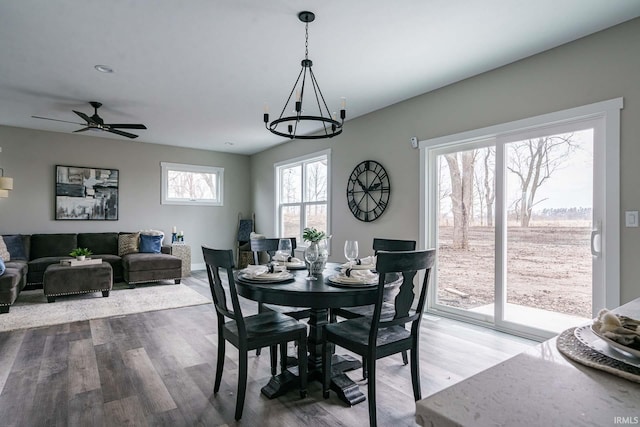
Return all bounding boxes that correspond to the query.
[69,247,93,257]
[302,227,328,243]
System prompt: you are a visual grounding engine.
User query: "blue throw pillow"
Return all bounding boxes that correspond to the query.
[2,235,27,260]
[0,258,5,275]
[139,234,162,253]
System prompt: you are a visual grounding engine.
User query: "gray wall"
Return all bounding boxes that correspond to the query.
[0,126,251,268]
[251,18,640,304]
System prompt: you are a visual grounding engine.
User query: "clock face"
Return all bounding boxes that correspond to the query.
[346,160,390,222]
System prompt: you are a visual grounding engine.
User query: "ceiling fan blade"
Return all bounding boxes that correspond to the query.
[73,110,95,124]
[73,127,91,133]
[31,115,84,125]
[107,128,139,139]
[106,123,147,129]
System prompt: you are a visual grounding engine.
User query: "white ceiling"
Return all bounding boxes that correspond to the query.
[1,1,639,155]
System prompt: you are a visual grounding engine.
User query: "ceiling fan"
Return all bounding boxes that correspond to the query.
[32,101,147,139]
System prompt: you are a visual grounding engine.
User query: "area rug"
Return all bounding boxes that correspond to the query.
[0,282,212,333]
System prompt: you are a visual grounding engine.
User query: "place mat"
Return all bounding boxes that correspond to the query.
[556,327,640,383]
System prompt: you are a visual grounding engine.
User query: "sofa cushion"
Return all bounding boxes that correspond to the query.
[78,233,119,256]
[118,232,139,256]
[139,234,162,253]
[30,234,78,260]
[122,253,181,272]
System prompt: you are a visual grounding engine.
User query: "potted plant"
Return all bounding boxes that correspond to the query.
[302,227,330,274]
[69,247,92,261]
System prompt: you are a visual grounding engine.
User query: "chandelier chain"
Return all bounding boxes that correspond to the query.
[305,22,309,59]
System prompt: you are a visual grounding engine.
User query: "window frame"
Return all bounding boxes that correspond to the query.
[160,161,224,206]
[274,149,331,246]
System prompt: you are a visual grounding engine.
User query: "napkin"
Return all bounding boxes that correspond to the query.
[337,268,378,283]
[242,264,288,278]
[341,255,376,269]
[273,254,304,264]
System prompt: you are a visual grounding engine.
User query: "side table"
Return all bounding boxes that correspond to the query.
[171,244,191,277]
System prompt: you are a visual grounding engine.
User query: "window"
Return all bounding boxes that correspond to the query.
[161,162,223,206]
[275,149,331,244]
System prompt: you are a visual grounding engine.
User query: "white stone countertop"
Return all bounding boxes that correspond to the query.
[416,298,640,427]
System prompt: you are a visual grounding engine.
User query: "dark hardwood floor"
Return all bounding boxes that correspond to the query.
[0,271,535,426]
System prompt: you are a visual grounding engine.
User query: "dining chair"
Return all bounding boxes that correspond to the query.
[202,246,308,420]
[249,238,311,364]
[322,249,436,427]
[331,238,417,371]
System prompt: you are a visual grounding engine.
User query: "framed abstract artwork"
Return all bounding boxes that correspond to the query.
[55,165,119,220]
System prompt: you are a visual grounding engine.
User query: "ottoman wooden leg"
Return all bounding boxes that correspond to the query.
[102,290,110,297]
[47,296,55,303]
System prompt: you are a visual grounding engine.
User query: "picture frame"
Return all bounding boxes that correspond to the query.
[55,165,119,220]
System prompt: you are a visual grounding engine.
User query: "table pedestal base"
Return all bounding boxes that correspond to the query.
[260,354,365,405]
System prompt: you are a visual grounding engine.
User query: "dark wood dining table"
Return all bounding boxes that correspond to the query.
[235,262,380,406]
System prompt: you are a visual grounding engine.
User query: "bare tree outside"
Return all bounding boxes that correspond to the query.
[444,150,475,249]
[507,135,577,227]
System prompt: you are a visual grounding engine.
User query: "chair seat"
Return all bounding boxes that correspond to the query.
[262,303,311,321]
[334,301,396,319]
[324,317,411,356]
[223,311,307,348]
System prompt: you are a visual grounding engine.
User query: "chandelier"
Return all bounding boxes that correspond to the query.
[263,11,345,140]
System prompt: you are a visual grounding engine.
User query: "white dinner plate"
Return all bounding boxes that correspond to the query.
[326,274,378,288]
[573,325,640,368]
[237,272,293,283]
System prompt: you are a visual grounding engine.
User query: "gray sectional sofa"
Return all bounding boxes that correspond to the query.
[0,232,182,313]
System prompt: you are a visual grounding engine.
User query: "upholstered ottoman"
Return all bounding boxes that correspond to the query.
[43,262,113,302]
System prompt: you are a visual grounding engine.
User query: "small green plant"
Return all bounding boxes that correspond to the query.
[69,247,92,257]
[302,227,327,243]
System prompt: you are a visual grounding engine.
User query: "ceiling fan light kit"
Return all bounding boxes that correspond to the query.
[32,101,147,139]
[264,11,346,140]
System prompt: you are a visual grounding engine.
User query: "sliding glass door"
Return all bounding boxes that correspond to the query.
[422,100,621,340]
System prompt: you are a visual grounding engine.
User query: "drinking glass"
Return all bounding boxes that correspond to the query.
[344,240,359,268]
[304,244,319,281]
[276,238,292,264]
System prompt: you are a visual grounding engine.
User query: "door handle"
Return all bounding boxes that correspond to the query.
[591,221,602,258]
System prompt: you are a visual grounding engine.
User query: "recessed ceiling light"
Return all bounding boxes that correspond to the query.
[94,64,114,73]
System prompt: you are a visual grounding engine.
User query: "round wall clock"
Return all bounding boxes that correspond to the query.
[346,160,390,222]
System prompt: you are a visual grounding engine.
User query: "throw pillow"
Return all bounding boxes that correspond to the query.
[118,232,140,256]
[0,258,5,275]
[140,229,165,245]
[0,237,10,262]
[2,235,27,260]
[139,234,163,253]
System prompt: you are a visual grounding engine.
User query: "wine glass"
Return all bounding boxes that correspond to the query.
[344,240,359,268]
[276,238,292,271]
[276,238,292,261]
[304,244,319,281]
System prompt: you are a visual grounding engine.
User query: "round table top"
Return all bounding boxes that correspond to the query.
[234,262,380,309]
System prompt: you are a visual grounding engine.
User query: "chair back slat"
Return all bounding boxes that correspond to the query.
[372,250,436,344]
[372,238,416,255]
[250,238,278,264]
[250,237,297,264]
[202,247,246,334]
